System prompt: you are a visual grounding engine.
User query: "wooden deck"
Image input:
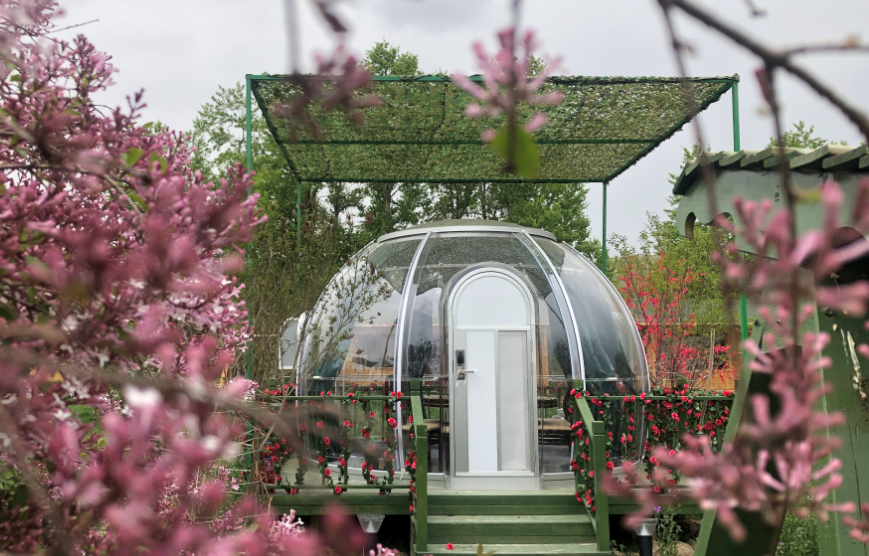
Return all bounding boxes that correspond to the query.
[270,487,699,556]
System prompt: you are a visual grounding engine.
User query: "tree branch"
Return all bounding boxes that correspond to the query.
[668,0,869,141]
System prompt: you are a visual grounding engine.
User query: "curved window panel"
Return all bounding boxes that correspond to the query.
[300,239,421,395]
[534,238,647,394]
[402,233,572,381]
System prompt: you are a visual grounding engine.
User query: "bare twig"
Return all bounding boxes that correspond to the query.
[741,0,766,18]
[47,19,99,34]
[668,0,869,141]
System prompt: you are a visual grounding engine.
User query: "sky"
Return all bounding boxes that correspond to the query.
[57,0,869,248]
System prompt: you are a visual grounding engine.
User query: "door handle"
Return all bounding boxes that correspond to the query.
[457,369,476,380]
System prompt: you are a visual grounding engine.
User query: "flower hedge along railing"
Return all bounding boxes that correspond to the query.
[570,385,735,513]
[252,382,401,495]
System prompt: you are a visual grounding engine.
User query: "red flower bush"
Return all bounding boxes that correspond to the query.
[619,252,733,389]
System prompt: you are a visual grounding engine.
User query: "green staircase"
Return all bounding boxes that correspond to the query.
[416,491,610,556]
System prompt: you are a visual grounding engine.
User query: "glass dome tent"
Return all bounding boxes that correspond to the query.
[296,220,647,487]
[247,72,742,488]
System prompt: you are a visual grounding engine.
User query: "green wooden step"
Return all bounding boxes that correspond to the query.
[429,490,583,516]
[427,514,595,544]
[423,542,609,556]
[426,515,596,546]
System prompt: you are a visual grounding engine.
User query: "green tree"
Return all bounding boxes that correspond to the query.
[527,54,546,78]
[360,40,421,76]
[190,82,300,218]
[488,183,600,261]
[766,120,847,149]
[189,82,361,385]
[428,184,481,220]
[610,144,730,333]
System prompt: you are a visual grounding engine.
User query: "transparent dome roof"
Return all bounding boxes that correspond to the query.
[296,219,648,476]
[298,220,648,395]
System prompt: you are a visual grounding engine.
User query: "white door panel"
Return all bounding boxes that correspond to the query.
[498,331,528,471]
[450,270,537,485]
[466,330,498,472]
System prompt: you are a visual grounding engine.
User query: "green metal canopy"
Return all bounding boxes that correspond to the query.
[249,74,738,184]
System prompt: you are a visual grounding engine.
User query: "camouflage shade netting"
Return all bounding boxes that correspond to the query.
[251,75,737,183]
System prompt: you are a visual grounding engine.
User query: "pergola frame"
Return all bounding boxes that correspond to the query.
[243,73,745,337]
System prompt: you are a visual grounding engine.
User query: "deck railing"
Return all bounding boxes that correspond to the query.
[253,388,405,494]
[250,385,428,551]
[569,379,735,552]
[572,382,609,551]
[409,380,428,554]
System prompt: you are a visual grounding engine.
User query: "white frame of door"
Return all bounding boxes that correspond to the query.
[446,267,540,490]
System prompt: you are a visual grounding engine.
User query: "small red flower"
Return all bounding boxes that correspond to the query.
[344,420,352,427]
[334,486,342,494]
[323,437,331,446]
[316,421,324,429]
[446,544,454,550]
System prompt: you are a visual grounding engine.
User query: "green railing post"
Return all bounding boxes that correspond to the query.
[411,394,427,553]
[572,379,610,549]
[572,379,585,502]
[591,417,610,551]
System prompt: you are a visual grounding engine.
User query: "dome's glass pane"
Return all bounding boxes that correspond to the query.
[534,238,647,394]
[300,238,421,395]
[402,232,573,381]
[399,231,576,476]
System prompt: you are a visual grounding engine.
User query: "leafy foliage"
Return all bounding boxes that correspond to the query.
[766,121,848,149]
[618,251,733,388]
[611,145,732,335]
[361,40,421,76]
[776,513,819,556]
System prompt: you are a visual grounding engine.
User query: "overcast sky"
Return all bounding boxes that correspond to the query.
[57,0,868,247]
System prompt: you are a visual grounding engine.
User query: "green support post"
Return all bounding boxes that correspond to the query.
[601,181,608,274]
[245,76,253,178]
[732,83,748,352]
[244,75,254,470]
[731,82,740,152]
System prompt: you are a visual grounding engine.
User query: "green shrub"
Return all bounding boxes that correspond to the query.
[776,513,818,556]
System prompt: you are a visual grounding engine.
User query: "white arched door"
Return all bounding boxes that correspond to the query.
[449,270,538,489]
